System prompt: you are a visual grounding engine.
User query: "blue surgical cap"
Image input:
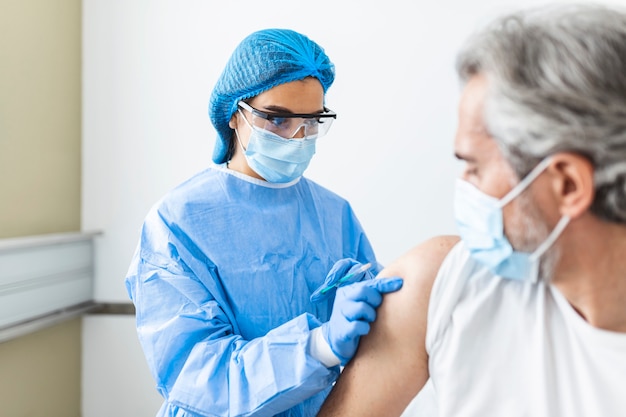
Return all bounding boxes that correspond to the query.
[209,28,335,164]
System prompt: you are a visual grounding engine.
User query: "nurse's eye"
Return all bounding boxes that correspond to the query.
[267,117,289,128]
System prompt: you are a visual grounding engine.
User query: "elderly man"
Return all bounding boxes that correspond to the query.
[318,4,626,417]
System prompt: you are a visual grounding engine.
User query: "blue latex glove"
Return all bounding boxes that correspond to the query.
[310,258,376,303]
[321,277,403,365]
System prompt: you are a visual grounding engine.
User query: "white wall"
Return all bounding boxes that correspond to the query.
[83,0,626,301]
[82,0,486,302]
[82,315,163,417]
[81,1,626,416]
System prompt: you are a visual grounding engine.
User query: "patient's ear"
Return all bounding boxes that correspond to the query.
[547,153,594,219]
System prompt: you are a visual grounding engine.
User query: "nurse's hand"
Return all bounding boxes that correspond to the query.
[310,258,376,303]
[322,277,403,365]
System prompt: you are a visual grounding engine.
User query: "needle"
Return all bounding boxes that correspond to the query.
[320,262,372,294]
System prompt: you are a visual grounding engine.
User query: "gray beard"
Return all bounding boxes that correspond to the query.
[507,191,561,283]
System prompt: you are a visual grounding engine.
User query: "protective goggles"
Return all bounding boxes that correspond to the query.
[237,101,336,139]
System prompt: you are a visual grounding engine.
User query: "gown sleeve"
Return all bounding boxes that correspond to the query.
[124,209,339,417]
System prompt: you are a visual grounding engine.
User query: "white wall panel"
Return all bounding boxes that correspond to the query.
[0,232,97,336]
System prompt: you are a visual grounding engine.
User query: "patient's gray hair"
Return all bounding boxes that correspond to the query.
[456,4,626,223]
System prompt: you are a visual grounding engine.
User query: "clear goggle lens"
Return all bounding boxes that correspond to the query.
[238,101,336,139]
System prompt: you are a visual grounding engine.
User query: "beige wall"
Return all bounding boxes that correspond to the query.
[0,0,83,416]
[0,319,83,417]
[0,0,81,239]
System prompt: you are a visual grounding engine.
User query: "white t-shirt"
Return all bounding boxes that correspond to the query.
[420,241,626,417]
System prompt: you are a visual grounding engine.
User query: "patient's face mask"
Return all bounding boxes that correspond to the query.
[454,157,570,282]
[235,110,316,183]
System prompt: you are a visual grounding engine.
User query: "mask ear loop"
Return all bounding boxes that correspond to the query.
[234,109,252,152]
[234,128,247,152]
[529,215,570,262]
[499,157,554,208]
[526,215,570,283]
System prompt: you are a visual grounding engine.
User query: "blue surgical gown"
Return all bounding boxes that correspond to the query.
[125,165,379,417]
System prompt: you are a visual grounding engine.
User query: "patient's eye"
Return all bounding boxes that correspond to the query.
[460,161,480,181]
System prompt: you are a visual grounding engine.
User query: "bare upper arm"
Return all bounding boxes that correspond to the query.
[318,235,459,417]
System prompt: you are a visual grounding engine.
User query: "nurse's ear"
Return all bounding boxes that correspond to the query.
[228,113,238,130]
[547,152,595,220]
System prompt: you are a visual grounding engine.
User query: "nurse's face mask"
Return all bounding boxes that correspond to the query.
[234,101,336,183]
[454,157,570,282]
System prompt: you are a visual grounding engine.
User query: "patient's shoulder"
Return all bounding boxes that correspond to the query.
[317,235,461,417]
[374,235,461,353]
[380,235,460,286]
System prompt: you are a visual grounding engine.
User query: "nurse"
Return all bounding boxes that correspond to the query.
[125,28,402,417]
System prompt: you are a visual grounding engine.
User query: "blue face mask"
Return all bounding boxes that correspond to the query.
[235,121,317,184]
[454,157,570,282]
